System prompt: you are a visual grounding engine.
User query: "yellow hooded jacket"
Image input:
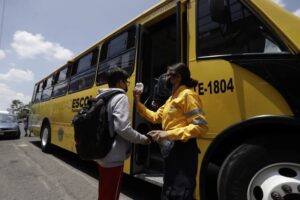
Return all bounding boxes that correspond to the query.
[137,85,208,141]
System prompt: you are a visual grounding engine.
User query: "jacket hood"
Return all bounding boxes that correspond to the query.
[96,88,125,98]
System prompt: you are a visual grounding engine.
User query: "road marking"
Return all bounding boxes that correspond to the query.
[23,159,31,167]
[38,176,51,190]
[17,143,28,147]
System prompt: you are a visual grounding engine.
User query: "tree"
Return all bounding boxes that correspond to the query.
[18,103,31,119]
[10,99,24,114]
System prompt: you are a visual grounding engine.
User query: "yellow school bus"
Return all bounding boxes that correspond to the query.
[29,0,300,199]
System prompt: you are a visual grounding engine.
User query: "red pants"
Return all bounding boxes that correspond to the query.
[98,165,124,200]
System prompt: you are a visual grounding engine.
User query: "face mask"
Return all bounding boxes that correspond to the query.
[166,78,172,90]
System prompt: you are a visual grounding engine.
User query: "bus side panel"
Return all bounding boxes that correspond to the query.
[51,96,76,152]
[51,87,99,153]
[124,73,137,175]
[29,103,42,137]
[189,59,293,198]
[190,59,292,136]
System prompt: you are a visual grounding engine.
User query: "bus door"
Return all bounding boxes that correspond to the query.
[132,1,187,185]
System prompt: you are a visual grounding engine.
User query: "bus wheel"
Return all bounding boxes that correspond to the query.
[41,124,52,153]
[217,143,300,200]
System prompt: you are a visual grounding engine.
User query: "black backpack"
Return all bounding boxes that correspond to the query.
[72,90,122,160]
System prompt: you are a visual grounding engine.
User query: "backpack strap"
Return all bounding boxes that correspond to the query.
[101,90,124,103]
[97,90,124,138]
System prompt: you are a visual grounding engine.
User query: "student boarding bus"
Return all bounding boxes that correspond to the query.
[29,0,300,199]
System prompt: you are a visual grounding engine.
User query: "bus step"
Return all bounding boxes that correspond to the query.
[134,173,163,187]
[149,155,164,172]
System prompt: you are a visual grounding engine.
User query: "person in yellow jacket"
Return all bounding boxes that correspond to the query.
[134,62,208,200]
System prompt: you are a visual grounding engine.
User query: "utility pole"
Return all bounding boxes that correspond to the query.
[0,0,6,49]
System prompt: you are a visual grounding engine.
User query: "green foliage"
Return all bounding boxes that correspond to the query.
[9,99,31,119]
[18,109,28,119]
[10,99,24,114]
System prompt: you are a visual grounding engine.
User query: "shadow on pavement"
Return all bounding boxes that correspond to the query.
[30,140,161,199]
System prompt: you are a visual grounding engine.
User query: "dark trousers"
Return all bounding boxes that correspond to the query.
[98,165,123,200]
[161,139,199,200]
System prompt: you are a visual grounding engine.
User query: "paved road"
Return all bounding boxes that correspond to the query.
[0,124,161,200]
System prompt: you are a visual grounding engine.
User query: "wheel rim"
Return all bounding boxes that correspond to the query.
[247,163,300,200]
[41,128,49,147]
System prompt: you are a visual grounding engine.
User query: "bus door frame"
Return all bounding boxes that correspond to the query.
[176,0,188,64]
[131,0,188,175]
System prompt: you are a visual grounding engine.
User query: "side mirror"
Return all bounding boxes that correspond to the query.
[209,0,230,24]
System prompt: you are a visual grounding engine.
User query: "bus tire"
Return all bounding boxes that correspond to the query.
[217,142,300,200]
[41,124,52,153]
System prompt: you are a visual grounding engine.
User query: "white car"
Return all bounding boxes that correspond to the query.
[0,113,20,139]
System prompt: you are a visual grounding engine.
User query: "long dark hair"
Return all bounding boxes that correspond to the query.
[168,63,198,88]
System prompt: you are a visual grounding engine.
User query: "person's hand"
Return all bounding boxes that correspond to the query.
[147,130,168,142]
[143,138,151,145]
[133,89,142,103]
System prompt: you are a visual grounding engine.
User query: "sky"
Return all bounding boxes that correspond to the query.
[0,0,299,111]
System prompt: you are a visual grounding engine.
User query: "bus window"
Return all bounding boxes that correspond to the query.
[68,49,98,93]
[34,82,43,102]
[52,66,70,97]
[41,76,53,101]
[196,0,288,57]
[31,84,38,103]
[96,27,136,85]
